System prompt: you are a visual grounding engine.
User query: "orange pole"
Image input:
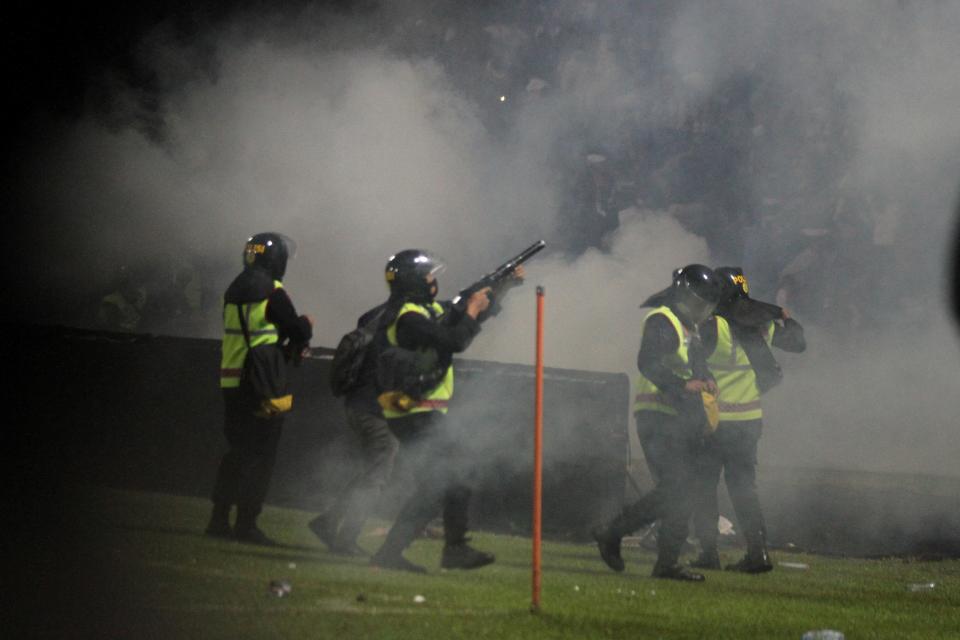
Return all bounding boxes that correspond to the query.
[532,286,544,613]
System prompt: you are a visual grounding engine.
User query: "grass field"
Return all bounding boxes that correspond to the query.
[24,487,960,639]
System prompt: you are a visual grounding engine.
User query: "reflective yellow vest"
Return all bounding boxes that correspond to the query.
[707,316,775,422]
[633,306,692,415]
[382,301,454,418]
[219,280,282,388]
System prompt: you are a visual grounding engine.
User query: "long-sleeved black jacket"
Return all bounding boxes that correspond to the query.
[223,266,312,346]
[637,305,712,403]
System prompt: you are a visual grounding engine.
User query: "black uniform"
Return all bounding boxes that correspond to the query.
[594,304,713,579]
[208,268,311,541]
[310,302,399,555]
[371,298,487,571]
[691,315,805,569]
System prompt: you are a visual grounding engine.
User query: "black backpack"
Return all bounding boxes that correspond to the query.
[236,304,292,417]
[329,305,388,397]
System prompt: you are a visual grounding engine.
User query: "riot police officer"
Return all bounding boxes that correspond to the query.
[368,249,523,573]
[593,265,722,581]
[207,233,313,545]
[308,301,399,556]
[690,267,805,572]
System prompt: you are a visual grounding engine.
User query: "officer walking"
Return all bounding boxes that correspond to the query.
[308,301,400,556]
[206,233,313,545]
[368,249,523,573]
[690,267,805,572]
[593,265,722,581]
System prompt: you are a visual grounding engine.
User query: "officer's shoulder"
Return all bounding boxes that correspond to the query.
[224,268,275,303]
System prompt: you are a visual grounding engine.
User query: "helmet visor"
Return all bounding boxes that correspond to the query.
[273,234,297,261]
[676,288,717,325]
[416,251,446,278]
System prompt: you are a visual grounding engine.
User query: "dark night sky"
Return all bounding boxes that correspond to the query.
[3,1,294,260]
[5,2,238,134]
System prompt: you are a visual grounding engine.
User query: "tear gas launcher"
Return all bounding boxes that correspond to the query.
[451,240,546,317]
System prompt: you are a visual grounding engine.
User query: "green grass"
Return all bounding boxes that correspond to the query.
[46,487,960,639]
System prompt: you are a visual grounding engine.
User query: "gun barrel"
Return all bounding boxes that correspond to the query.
[503,239,547,270]
[451,240,547,308]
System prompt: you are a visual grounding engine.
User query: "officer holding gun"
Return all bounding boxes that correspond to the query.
[369,245,536,573]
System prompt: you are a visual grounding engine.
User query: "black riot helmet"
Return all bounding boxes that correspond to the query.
[714,265,784,325]
[384,249,446,300]
[714,266,750,304]
[243,232,297,281]
[671,263,722,324]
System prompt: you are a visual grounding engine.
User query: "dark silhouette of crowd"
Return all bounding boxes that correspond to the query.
[69,1,930,341]
[365,0,917,336]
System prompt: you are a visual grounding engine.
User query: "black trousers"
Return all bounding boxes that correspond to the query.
[377,411,471,556]
[211,388,284,530]
[325,406,399,544]
[692,419,766,550]
[608,410,701,567]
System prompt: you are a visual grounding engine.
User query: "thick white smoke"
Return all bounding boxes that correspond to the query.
[22,1,960,478]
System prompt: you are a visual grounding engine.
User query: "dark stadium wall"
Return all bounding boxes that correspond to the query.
[12,325,959,556]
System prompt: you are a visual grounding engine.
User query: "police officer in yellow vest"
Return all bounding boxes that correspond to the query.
[368,249,524,573]
[206,233,313,545]
[689,267,805,573]
[593,264,722,581]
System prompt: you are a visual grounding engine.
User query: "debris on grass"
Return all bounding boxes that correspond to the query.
[413,594,426,604]
[779,562,810,570]
[801,630,844,640]
[356,593,367,603]
[905,582,936,592]
[718,516,735,537]
[269,579,292,597]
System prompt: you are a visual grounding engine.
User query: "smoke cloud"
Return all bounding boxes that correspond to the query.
[18,0,960,479]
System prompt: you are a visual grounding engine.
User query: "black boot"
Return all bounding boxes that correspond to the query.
[689,548,721,570]
[308,512,339,550]
[331,501,374,557]
[652,562,706,582]
[441,542,495,570]
[592,526,625,572]
[370,519,426,573]
[205,504,232,539]
[370,548,427,573]
[235,505,279,546]
[725,531,773,573]
[234,525,280,546]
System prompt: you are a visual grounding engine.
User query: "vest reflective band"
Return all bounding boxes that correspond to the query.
[383,300,454,417]
[706,317,775,421]
[219,280,282,388]
[633,306,692,416]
